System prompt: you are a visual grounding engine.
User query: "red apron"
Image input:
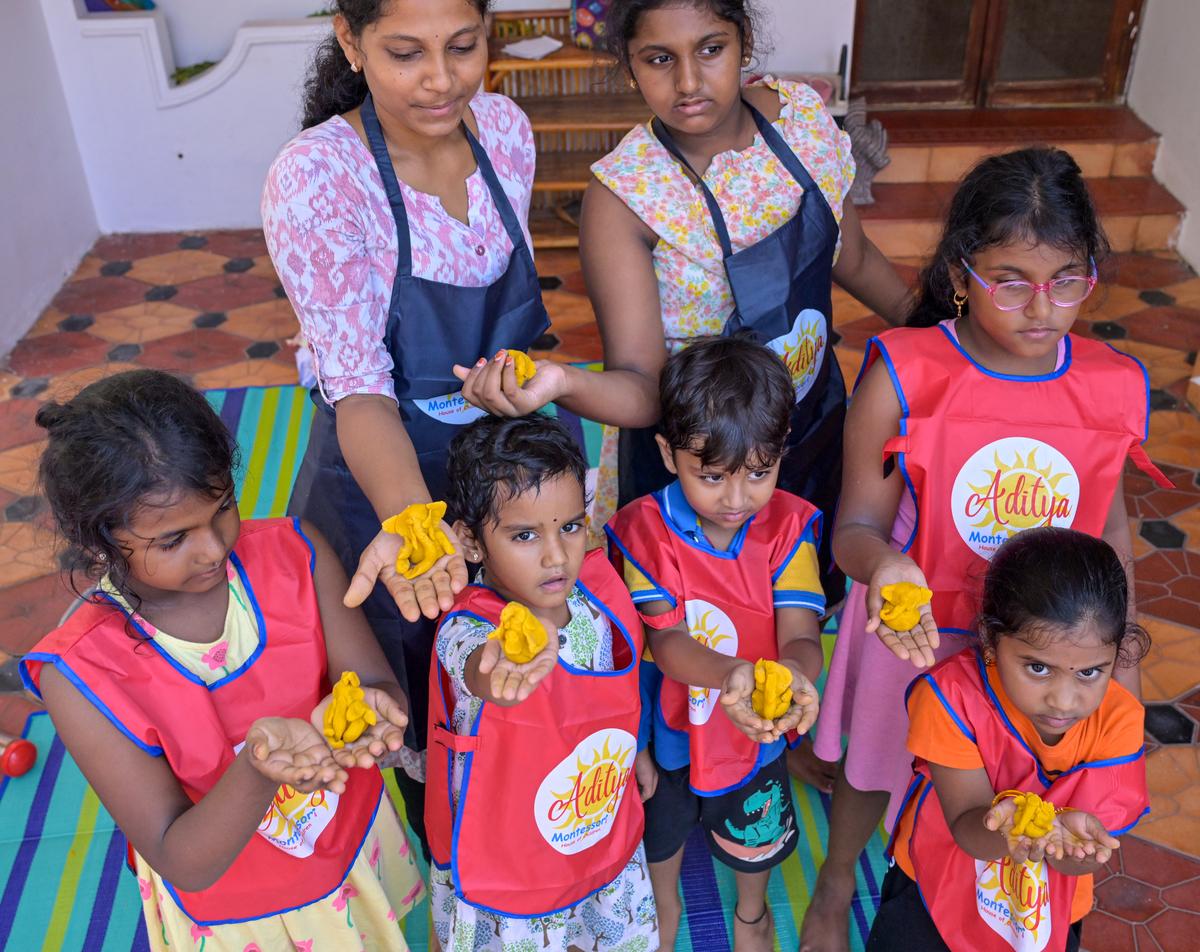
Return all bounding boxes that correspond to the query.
[898,651,1147,952]
[20,518,383,926]
[861,326,1171,635]
[606,489,822,795]
[425,548,645,917]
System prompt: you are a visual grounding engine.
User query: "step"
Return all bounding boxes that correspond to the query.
[872,106,1160,183]
[516,93,650,133]
[532,175,1184,254]
[858,177,1183,258]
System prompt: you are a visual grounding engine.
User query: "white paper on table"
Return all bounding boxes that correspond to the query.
[501,35,564,60]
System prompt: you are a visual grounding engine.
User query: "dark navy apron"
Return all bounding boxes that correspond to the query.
[618,99,846,603]
[288,94,550,767]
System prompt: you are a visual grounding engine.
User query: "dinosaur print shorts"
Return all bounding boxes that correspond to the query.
[642,750,798,872]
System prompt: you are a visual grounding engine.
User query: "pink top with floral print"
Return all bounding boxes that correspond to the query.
[262,91,536,405]
[591,77,855,348]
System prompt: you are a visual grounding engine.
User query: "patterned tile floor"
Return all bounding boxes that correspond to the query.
[1,231,1198,948]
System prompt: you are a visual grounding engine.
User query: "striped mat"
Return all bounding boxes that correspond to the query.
[0,385,886,951]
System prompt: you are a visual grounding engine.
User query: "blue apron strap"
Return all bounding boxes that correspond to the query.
[360,94,414,279]
[651,97,824,260]
[462,124,535,260]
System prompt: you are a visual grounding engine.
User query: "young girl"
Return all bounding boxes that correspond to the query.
[20,370,423,951]
[428,413,658,951]
[868,527,1149,952]
[803,147,1171,952]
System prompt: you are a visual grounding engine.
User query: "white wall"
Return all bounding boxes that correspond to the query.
[155,0,319,66]
[1129,0,1199,266]
[1,1,98,358]
[756,0,855,75]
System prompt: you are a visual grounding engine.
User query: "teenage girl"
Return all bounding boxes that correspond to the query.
[21,371,423,951]
[869,527,1148,952]
[263,0,548,847]
[803,147,1171,952]
[427,413,658,951]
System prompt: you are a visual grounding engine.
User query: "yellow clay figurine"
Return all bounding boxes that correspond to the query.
[324,671,377,749]
[751,659,794,721]
[381,501,456,579]
[993,790,1057,839]
[879,581,933,632]
[507,350,537,386]
[489,601,548,664]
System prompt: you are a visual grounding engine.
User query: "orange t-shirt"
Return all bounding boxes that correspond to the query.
[892,663,1144,922]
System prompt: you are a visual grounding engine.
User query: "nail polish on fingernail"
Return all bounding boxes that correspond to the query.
[476,358,486,366]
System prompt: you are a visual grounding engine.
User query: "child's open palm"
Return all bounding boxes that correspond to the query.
[344,521,469,623]
[720,662,780,744]
[477,636,559,703]
[866,554,940,669]
[310,687,410,770]
[1050,810,1121,865]
[770,663,821,738]
[246,717,349,794]
[984,796,1054,865]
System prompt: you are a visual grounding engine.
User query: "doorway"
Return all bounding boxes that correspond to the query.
[851,0,1145,107]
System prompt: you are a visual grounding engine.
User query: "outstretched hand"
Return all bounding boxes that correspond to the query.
[245,717,349,794]
[770,661,821,738]
[311,686,410,770]
[477,636,559,704]
[865,555,940,668]
[453,351,567,417]
[984,797,1053,865]
[719,662,781,744]
[1052,810,1121,865]
[343,522,469,622]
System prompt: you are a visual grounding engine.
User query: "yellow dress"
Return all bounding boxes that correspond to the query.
[103,570,424,951]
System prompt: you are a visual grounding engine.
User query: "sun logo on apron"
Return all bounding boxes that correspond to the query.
[766,309,827,403]
[684,601,739,725]
[535,729,637,855]
[974,857,1053,952]
[950,437,1080,559]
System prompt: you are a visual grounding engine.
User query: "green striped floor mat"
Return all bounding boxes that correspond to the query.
[0,386,886,950]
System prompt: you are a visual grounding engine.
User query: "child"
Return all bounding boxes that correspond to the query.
[20,370,423,950]
[606,337,824,952]
[868,527,1148,952]
[427,413,658,951]
[803,147,1171,952]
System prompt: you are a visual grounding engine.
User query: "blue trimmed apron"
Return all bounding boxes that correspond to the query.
[618,100,846,601]
[288,93,550,758]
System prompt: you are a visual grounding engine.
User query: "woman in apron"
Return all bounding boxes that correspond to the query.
[262,0,547,851]
[455,0,910,796]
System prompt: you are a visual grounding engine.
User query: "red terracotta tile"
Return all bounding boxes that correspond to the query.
[50,276,149,315]
[134,330,255,373]
[1094,876,1166,922]
[0,400,46,452]
[836,315,890,349]
[201,229,268,259]
[90,232,188,261]
[1118,837,1200,889]
[4,332,111,377]
[558,269,588,295]
[1139,596,1200,627]
[1121,306,1200,352]
[1135,551,1184,586]
[1146,908,1200,950]
[1137,491,1200,520]
[1162,878,1200,913]
[1135,581,1172,603]
[1107,253,1196,291]
[553,326,604,361]
[1080,910,1138,951]
[0,573,76,655]
[170,274,279,312]
[1170,575,1200,603]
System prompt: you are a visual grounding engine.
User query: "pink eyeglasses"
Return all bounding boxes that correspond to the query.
[960,257,1098,311]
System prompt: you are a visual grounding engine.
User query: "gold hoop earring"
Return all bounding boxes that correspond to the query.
[953,292,967,320]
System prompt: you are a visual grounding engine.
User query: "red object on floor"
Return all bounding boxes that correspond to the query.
[0,736,37,777]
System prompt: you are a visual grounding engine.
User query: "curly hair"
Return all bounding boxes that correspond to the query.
[301,0,493,129]
[36,370,238,605]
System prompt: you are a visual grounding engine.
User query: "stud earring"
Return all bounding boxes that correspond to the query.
[953,292,967,320]
[628,77,638,90]
[350,61,361,74]
[983,648,996,667]
[742,55,752,67]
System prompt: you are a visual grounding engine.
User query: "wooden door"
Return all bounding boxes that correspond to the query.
[851,0,1144,107]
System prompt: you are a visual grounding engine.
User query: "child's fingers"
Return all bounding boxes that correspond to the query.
[907,626,936,669]
[875,627,913,663]
[918,609,941,652]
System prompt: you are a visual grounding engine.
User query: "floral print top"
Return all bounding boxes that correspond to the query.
[590,77,855,348]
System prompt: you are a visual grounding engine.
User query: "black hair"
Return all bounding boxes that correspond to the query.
[907,147,1110,327]
[36,370,238,602]
[605,0,762,73]
[977,527,1148,668]
[301,0,492,129]
[446,413,588,544]
[659,335,793,471]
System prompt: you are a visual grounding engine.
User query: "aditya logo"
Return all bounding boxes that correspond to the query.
[534,729,636,855]
[950,437,1079,559]
[684,600,738,725]
[975,857,1053,951]
[765,309,827,403]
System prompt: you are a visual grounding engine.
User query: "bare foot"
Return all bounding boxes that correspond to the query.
[733,903,774,952]
[798,870,854,952]
[787,737,837,794]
